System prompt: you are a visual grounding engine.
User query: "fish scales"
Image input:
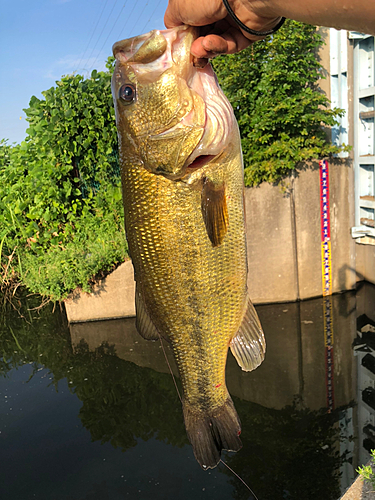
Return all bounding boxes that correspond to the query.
[122,143,246,406]
[112,26,266,469]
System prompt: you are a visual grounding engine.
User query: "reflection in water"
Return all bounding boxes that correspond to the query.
[0,283,375,499]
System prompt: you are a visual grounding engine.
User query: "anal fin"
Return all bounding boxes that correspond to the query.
[135,288,160,341]
[230,296,266,371]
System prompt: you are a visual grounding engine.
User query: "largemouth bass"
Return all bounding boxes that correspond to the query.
[111,26,265,469]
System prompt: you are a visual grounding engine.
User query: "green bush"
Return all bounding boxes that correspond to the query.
[0,62,127,301]
[213,21,348,186]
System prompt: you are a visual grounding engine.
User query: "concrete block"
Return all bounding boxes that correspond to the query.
[356,241,375,286]
[294,166,323,299]
[294,161,357,299]
[64,260,136,323]
[245,183,298,303]
[340,469,372,500]
[328,161,357,293]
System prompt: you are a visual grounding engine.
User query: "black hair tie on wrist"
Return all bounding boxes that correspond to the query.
[222,0,285,37]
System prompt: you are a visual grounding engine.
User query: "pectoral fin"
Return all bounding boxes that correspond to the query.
[230,297,266,371]
[201,178,228,247]
[135,288,160,341]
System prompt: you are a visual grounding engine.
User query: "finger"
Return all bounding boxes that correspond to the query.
[190,29,253,58]
[201,34,229,54]
[219,26,257,53]
[164,5,183,28]
[193,57,209,68]
[164,3,224,29]
[191,36,221,58]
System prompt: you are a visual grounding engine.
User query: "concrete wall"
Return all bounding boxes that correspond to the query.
[356,241,375,285]
[245,159,357,304]
[64,160,358,322]
[64,260,135,323]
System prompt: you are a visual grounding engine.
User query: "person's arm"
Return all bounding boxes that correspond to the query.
[164,0,375,59]
[258,0,375,36]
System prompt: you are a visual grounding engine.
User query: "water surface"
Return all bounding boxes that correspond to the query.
[1,283,375,499]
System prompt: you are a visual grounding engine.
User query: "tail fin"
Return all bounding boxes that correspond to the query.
[183,397,242,470]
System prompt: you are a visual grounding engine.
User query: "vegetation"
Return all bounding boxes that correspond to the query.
[0,22,347,300]
[357,450,375,490]
[213,20,348,186]
[0,61,127,301]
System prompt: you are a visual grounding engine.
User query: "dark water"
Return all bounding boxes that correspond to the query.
[1,282,375,500]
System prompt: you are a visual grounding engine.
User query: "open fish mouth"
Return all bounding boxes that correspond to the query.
[164,26,235,173]
[182,57,235,171]
[186,154,217,170]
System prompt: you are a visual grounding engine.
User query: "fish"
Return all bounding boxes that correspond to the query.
[111,26,265,470]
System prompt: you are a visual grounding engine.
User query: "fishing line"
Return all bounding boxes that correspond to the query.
[117,2,138,40]
[75,0,110,73]
[158,335,258,497]
[88,0,130,73]
[84,0,120,73]
[140,0,164,34]
[219,459,259,500]
[158,333,182,402]
[128,1,150,38]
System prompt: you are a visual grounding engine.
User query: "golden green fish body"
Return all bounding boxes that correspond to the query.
[112,26,265,469]
[122,135,246,409]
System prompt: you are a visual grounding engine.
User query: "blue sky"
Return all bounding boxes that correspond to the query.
[0,0,168,144]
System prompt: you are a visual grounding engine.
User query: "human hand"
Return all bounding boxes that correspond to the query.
[164,0,282,61]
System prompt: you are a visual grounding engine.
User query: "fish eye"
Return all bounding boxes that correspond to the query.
[119,84,136,103]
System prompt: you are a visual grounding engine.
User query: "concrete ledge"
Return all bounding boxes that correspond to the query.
[340,469,373,500]
[64,260,135,323]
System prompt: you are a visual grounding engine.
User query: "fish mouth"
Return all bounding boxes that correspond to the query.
[147,26,235,176]
[176,32,235,173]
[186,154,217,171]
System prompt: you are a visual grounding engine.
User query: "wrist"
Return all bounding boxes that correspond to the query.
[225,0,284,38]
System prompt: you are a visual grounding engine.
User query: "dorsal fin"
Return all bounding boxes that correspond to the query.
[201,178,228,247]
[230,297,266,371]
